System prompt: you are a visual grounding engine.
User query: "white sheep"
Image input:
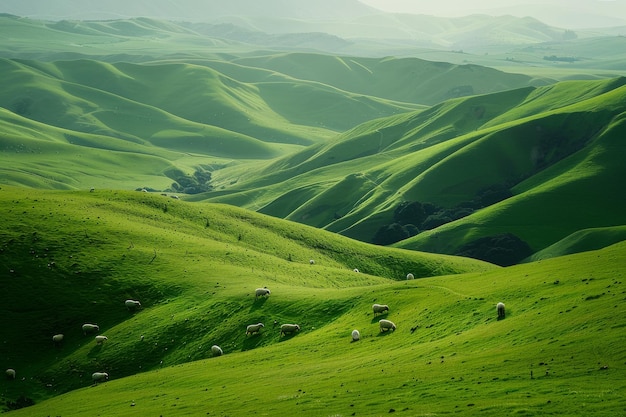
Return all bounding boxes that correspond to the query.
[125,299,142,310]
[92,372,109,384]
[379,319,396,332]
[211,345,223,357]
[406,273,414,280]
[351,329,360,342]
[95,335,108,345]
[82,323,99,335]
[246,322,265,336]
[5,368,16,379]
[255,288,271,298]
[280,323,300,337]
[309,259,315,265]
[372,303,389,316]
[52,334,64,345]
[497,302,506,319]
[353,268,359,273]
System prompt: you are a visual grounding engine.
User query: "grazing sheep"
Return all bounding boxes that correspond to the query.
[95,335,108,345]
[280,323,300,337]
[246,322,265,336]
[497,302,506,319]
[5,369,16,380]
[372,303,389,316]
[255,288,271,298]
[353,268,359,273]
[52,334,64,345]
[379,319,396,332]
[82,324,99,335]
[92,372,109,384]
[125,299,142,310]
[211,345,223,357]
[406,273,414,280]
[309,259,315,265]
[351,329,361,342]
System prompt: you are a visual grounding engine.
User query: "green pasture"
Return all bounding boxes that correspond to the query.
[0,188,624,416]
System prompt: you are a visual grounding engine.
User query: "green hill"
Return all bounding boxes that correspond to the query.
[1,187,624,416]
[0,186,493,410]
[197,77,626,263]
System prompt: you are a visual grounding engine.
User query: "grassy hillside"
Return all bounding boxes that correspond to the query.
[198,77,626,262]
[0,186,493,410]
[1,187,624,415]
[233,53,539,105]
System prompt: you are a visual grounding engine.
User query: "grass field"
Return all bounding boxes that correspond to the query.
[0,187,624,415]
[1,11,626,416]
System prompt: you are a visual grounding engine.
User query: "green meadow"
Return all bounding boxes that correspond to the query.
[0,187,624,416]
[1,11,626,416]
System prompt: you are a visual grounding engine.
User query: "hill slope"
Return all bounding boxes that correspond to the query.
[1,187,624,415]
[0,186,493,410]
[197,77,626,262]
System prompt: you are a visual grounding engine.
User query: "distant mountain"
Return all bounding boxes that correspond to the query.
[0,0,378,21]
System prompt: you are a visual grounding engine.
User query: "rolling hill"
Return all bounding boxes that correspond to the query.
[0,186,494,410]
[1,8,626,416]
[0,187,624,416]
[195,77,626,264]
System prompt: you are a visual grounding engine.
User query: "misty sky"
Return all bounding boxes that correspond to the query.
[359,0,626,27]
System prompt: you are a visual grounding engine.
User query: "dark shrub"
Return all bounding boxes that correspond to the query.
[421,213,452,230]
[373,223,410,245]
[455,233,532,266]
[393,201,426,225]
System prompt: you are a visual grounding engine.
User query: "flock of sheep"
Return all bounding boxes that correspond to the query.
[3,268,507,385]
[4,299,141,385]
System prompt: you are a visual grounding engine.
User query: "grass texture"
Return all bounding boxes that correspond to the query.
[0,187,624,416]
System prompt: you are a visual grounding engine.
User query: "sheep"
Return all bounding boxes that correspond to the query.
[353,268,359,273]
[351,329,360,342]
[52,334,64,345]
[5,369,16,380]
[82,323,99,335]
[280,323,300,337]
[379,319,396,332]
[246,322,265,336]
[255,287,271,298]
[497,302,506,319]
[211,345,223,357]
[372,303,389,316]
[125,299,141,310]
[92,372,109,384]
[95,335,108,345]
[309,259,315,265]
[406,273,414,280]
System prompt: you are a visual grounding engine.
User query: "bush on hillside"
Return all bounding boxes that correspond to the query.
[371,183,514,245]
[167,167,213,194]
[393,201,427,225]
[454,233,533,266]
[373,222,413,245]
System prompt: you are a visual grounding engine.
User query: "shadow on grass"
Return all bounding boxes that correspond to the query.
[249,297,268,312]
[241,333,265,351]
[370,313,388,324]
[87,344,103,357]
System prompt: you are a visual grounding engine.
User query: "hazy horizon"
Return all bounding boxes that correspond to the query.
[359,0,626,28]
